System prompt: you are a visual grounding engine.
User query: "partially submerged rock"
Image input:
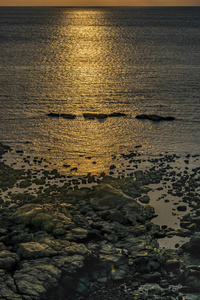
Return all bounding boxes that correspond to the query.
[47,113,76,119]
[83,112,126,120]
[60,113,76,119]
[136,114,175,122]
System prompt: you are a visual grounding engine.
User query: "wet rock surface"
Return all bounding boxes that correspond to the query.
[0,143,200,300]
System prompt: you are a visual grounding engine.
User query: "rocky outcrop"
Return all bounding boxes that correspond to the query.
[136,114,175,121]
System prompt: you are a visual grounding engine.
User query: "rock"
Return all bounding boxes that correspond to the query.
[12,204,73,233]
[141,272,161,282]
[60,113,76,119]
[47,113,76,119]
[136,114,175,122]
[17,242,57,259]
[76,276,91,294]
[109,164,116,170]
[0,270,23,299]
[0,242,6,251]
[182,232,200,256]
[185,275,200,292]
[190,216,200,225]
[134,170,144,181]
[64,243,90,256]
[47,112,59,118]
[83,113,108,120]
[177,205,187,211]
[90,194,122,211]
[139,195,150,204]
[83,112,126,120]
[52,254,85,273]
[165,259,180,270]
[90,185,130,211]
[106,212,127,224]
[14,262,61,299]
[123,202,141,224]
[71,228,88,240]
[0,250,20,269]
[108,112,126,117]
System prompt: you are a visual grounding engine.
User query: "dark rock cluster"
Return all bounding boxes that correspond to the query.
[47,112,126,121]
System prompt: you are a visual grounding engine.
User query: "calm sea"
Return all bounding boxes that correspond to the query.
[0,7,200,174]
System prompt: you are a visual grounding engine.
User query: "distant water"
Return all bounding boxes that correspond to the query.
[0,7,200,175]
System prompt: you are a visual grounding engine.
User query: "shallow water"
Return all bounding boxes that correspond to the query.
[0,7,200,175]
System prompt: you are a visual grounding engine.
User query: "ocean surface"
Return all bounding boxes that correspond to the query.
[0,6,200,175]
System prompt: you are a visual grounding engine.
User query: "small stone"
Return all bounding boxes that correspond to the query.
[177,206,187,211]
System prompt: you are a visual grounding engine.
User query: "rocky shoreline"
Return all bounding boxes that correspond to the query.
[0,143,200,300]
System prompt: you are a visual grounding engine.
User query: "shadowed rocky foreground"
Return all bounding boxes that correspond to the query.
[0,143,200,300]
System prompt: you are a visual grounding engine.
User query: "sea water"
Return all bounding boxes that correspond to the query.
[0,7,200,175]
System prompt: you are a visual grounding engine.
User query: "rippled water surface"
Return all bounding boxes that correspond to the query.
[0,7,200,174]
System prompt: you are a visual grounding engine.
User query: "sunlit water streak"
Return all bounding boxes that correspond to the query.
[0,7,200,175]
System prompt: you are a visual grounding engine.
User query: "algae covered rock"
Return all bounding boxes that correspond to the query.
[17,242,57,259]
[12,203,74,233]
[90,184,131,211]
[0,250,20,269]
[13,262,61,300]
[182,232,200,257]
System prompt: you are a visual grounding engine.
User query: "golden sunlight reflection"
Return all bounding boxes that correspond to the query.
[42,9,132,175]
